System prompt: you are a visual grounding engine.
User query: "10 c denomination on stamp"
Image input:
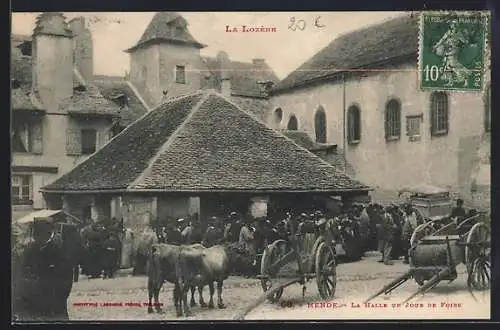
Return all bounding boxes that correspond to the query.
[419,11,489,92]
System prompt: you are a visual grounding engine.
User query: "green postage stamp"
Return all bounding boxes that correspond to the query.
[419,11,489,91]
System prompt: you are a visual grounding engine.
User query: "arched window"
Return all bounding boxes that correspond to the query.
[287,115,298,130]
[385,99,401,140]
[347,105,361,144]
[430,91,449,136]
[314,106,327,143]
[274,108,283,125]
[485,85,491,132]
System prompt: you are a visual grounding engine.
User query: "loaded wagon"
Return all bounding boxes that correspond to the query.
[365,211,491,303]
[398,184,454,221]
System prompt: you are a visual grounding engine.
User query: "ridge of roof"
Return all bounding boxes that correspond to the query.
[271,13,418,94]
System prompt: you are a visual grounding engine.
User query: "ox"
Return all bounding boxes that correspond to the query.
[176,243,252,317]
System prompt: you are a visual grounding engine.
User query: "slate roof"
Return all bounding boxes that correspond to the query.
[125,12,206,52]
[42,90,370,193]
[201,57,279,98]
[59,84,121,116]
[93,76,149,126]
[271,14,419,94]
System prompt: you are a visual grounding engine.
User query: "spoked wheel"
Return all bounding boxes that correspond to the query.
[315,242,337,299]
[466,223,491,291]
[260,240,287,303]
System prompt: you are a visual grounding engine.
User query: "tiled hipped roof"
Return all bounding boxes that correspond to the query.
[43,91,370,193]
[271,14,419,93]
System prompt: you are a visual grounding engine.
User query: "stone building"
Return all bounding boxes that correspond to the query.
[10,13,130,217]
[95,11,279,129]
[267,14,491,210]
[41,90,370,231]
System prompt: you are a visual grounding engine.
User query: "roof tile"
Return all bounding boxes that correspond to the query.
[43,91,369,193]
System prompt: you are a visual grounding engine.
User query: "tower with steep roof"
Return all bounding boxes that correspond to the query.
[125,12,206,107]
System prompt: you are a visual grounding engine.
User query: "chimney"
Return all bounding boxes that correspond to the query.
[69,17,94,83]
[216,51,231,97]
[32,12,73,110]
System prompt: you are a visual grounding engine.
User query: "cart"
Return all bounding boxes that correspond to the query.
[398,184,454,220]
[364,212,491,304]
[233,216,337,320]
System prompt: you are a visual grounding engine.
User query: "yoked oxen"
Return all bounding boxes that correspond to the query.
[12,220,84,321]
[176,243,252,317]
[146,243,205,316]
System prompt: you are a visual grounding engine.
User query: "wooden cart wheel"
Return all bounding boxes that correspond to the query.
[465,223,491,291]
[260,239,286,303]
[315,241,337,299]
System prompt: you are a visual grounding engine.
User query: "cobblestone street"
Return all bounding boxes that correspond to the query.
[68,252,490,320]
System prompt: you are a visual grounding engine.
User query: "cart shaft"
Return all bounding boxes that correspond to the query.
[364,270,413,304]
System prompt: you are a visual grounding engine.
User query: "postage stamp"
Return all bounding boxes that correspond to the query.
[419,11,489,91]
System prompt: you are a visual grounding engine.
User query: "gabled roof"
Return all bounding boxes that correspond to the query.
[271,14,419,94]
[42,90,370,193]
[125,12,206,52]
[201,57,279,98]
[93,75,149,126]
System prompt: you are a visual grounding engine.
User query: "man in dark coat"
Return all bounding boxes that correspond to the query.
[226,212,243,243]
[451,199,467,221]
[202,216,224,247]
[166,219,183,245]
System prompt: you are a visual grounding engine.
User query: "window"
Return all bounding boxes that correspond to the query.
[81,129,97,155]
[485,85,491,132]
[175,65,186,84]
[287,115,298,130]
[12,122,32,153]
[385,99,401,141]
[315,106,327,143]
[274,108,283,125]
[12,174,32,205]
[347,105,361,144]
[406,115,423,141]
[430,91,449,136]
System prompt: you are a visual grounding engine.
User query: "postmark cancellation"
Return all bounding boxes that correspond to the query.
[419,11,490,92]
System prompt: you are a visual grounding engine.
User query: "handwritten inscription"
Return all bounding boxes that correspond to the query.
[288,16,325,31]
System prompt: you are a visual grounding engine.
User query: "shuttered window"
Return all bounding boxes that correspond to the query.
[430,91,449,136]
[66,129,82,155]
[81,129,97,155]
[385,99,401,141]
[11,120,43,154]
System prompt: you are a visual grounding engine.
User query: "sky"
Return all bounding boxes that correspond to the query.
[11,12,405,79]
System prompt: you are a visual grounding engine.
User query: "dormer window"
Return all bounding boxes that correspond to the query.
[175,65,186,84]
[111,93,128,108]
[174,26,183,37]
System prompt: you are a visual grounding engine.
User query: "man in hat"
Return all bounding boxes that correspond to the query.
[381,206,398,265]
[239,215,256,275]
[182,216,203,245]
[401,203,419,264]
[226,212,243,243]
[451,199,467,222]
[166,219,183,245]
[202,216,224,247]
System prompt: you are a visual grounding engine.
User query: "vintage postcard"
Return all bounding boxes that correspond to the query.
[11,11,491,322]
